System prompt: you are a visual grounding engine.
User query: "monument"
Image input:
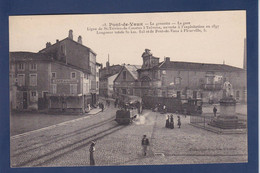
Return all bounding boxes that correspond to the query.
[209,82,246,129]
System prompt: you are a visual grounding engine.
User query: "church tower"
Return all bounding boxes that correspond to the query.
[141,49,159,69]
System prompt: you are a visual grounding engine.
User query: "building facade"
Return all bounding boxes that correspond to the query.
[10,30,100,113]
[99,61,122,97]
[113,64,141,98]
[137,49,247,103]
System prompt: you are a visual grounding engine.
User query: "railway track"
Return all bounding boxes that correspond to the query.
[11,113,126,167]
[12,116,116,157]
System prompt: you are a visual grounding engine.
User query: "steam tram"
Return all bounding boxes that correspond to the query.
[115,95,141,125]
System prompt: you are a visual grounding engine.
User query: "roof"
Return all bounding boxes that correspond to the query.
[124,64,142,80]
[114,64,141,82]
[96,62,102,66]
[10,52,53,61]
[10,51,91,74]
[158,61,244,72]
[38,37,97,55]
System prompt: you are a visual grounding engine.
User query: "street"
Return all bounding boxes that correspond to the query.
[10,105,247,167]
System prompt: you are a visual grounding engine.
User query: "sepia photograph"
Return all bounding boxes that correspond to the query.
[9,11,247,167]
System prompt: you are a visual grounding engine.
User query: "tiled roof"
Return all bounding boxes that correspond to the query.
[10,52,53,61]
[124,64,142,80]
[39,37,97,55]
[159,61,244,72]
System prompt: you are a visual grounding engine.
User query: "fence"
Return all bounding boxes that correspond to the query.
[190,115,213,128]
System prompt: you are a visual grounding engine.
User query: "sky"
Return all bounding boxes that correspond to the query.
[9,11,246,68]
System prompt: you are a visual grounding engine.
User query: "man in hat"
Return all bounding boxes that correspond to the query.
[213,106,217,117]
[141,135,150,156]
[177,116,181,128]
[89,141,96,166]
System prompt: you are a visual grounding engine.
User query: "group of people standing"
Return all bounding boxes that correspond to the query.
[165,114,181,129]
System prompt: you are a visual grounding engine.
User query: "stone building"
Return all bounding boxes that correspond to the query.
[113,64,141,98]
[9,30,100,113]
[137,49,247,103]
[99,60,122,97]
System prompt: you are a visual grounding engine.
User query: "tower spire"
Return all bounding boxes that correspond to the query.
[106,54,110,68]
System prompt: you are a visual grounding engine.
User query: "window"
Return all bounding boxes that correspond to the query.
[50,84,57,94]
[122,89,126,94]
[71,72,76,79]
[193,91,197,99]
[123,71,126,80]
[91,80,96,90]
[30,63,37,71]
[70,84,77,94]
[51,72,56,78]
[17,74,25,86]
[30,91,38,102]
[18,63,25,71]
[29,74,37,86]
[96,81,99,89]
[31,91,36,97]
[84,73,88,79]
[177,91,181,98]
[175,77,181,85]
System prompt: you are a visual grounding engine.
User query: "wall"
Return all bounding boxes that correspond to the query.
[114,67,136,96]
[138,66,246,102]
[108,73,118,97]
[39,39,91,72]
[50,62,82,95]
[12,60,50,110]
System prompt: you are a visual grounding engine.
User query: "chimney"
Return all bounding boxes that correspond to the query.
[165,57,170,62]
[56,39,59,43]
[68,30,73,40]
[78,36,82,44]
[46,42,51,48]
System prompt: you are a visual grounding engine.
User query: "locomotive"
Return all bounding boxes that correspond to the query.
[115,102,139,125]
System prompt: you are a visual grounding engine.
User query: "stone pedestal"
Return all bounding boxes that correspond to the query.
[209,97,246,129]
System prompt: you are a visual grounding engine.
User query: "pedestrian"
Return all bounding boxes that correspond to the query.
[163,105,167,114]
[106,100,110,107]
[141,135,150,156]
[158,103,161,112]
[101,103,104,112]
[165,114,170,128]
[177,116,181,128]
[170,114,174,129]
[213,106,217,117]
[89,141,96,166]
[114,99,118,108]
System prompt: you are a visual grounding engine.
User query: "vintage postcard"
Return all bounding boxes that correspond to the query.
[9,11,247,167]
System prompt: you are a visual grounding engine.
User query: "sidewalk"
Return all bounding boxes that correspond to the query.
[87,108,102,115]
[10,107,102,136]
